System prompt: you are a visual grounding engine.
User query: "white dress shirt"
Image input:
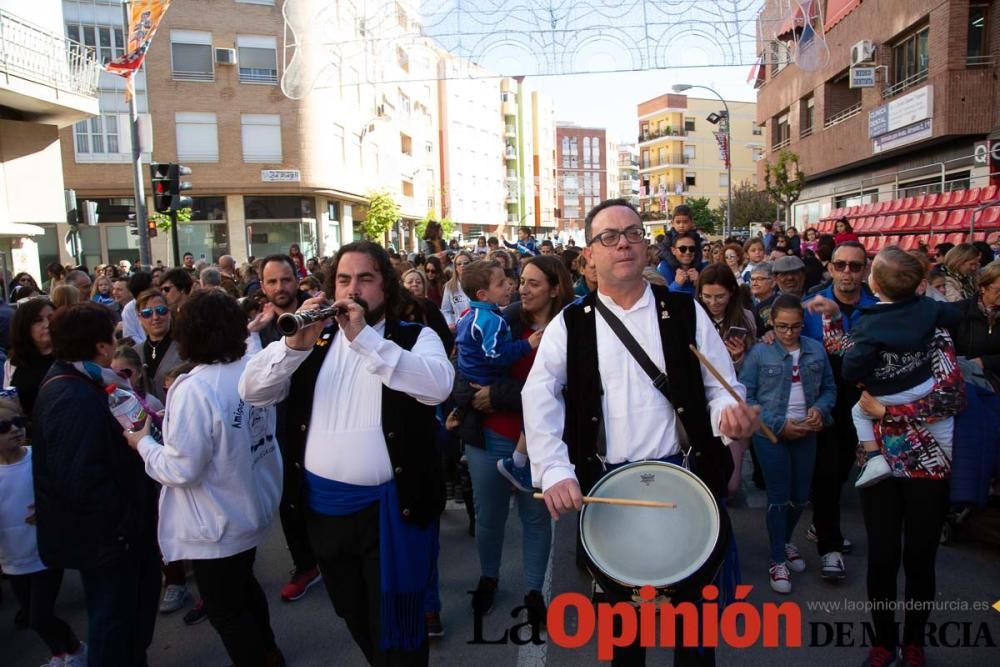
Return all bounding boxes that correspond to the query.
[239,321,454,486]
[522,283,744,492]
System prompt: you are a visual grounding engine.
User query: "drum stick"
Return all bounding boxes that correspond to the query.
[531,493,676,509]
[688,344,779,444]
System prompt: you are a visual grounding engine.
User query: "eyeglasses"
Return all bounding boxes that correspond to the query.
[425,268,438,274]
[139,305,169,319]
[831,260,865,273]
[773,323,804,333]
[749,276,773,282]
[674,245,696,254]
[589,225,645,247]
[0,416,26,434]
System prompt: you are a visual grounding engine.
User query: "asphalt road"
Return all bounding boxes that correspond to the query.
[4,475,1000,667]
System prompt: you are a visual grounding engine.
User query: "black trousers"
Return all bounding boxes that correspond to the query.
[811,392,859,555]
[9,568,79,656]
[860,478,949,650]
[279,446,316,573]
[307,504,429,667]
[191,548,277,667]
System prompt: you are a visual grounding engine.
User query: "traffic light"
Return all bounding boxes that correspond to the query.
[168,164,193,210]
[147,217,158,238]
[150,163,171,213]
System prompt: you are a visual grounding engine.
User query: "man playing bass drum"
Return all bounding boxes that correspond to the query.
[522,199,761,667]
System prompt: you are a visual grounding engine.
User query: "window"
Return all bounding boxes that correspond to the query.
[592,138,600,168]
[773,111,790,148]
[396,2,408,29]
[352,133,363,168]
[237,35,278,84]
[720,173,730,187]
[642,149,650,169]
[241,114,282,162]
[658,147,667,166]
[968,4,989,64]
[171,30,213,81]
[685,173,697,187]
[752,147,763,161]
[641,122,649,140]
[752,122,762,136]
[561,136,570,167]
[332,124,345,163]
[402,181,414,198]
[800,95,815,136]
[683,145,696,163]
[74,115,119,154]
[396,47,409,72]
[66,23,125,63]
[176,112,219,162]
[569,137,578,168]
[893,26,929,87]
[399,91,411,115]
[583,137,591,168]
[684,117,696,132]
[400,133,412,156]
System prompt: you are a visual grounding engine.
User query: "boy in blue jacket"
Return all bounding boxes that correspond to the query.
[844,247,961,487]
[456,260,542,489]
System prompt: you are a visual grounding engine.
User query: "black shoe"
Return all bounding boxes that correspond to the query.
[471,576,498,615]
[425,611,445,638]
[524,590,546,628]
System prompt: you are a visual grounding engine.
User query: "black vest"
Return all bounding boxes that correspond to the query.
[562,285,734,498]
[283,320,445,527]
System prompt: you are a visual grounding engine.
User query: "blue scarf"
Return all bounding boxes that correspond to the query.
[306,472,436,650]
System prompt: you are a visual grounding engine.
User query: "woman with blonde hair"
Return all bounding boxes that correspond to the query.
[940,243,981,302]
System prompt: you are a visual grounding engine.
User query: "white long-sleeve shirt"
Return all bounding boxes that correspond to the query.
[441,282,471,327]
[239,321,454,487]
[522,284,744,492]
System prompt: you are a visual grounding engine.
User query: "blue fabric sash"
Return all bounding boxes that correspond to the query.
[306,471,436,651]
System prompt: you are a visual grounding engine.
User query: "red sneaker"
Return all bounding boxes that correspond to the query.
[900,645,925,667]
[280,567,322,602]
[862,646,897,667]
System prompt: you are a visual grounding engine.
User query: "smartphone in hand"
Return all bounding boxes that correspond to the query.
[724,325,748,342]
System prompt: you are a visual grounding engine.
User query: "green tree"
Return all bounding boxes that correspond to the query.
[686,196,723,235]
[718,181,776,232]
[148,207,192,232]
[763,150,805,226]
[361,190,400,244]
[415,213,455,242]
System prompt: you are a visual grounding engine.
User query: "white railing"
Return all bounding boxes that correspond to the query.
[771,136,791,152]
[824,101,863,129]
[882,68,928,99]
[0,8,101,96]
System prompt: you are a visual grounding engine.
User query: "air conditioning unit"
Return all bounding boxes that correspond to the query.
[850,40,876,66]
[215,48,237,65]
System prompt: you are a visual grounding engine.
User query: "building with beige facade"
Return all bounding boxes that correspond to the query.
[531,90,557,233]
[636,93,760,220]
[0,0,100,283]
[58,0,442,267]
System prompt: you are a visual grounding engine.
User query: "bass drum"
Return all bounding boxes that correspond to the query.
[579,461,730,603]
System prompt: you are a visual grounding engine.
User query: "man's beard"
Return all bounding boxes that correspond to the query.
[354,296,387,326]
[269,291,295,308]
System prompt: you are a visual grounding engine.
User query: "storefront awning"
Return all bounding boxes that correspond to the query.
[0,222,45,237]
[747,55,766,88]
[825,0,861,31]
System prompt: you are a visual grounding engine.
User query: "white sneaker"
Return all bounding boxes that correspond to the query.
[856,454,892,488]
[159,584,188,614]
[769,562,792,594]
[820,551,846,580]
[63,642,87,667]
[784,543,806,573]
[41,656,65,667]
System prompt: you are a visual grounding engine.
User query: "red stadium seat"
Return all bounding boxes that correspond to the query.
[945,232,966,245]
[959,188,981,207]
[975,206,1000,229]
[923,193,940,209]
[973,231,987,242]
[886,198,905,213]
[977,185,998,204]
[909,212,932,232]
[901,195,923,212]
[943,209,968,230]
[926,210,949,231]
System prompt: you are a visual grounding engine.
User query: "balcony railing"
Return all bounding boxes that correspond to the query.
[882,68,928,99]
[238,68,278,84]
[638,128,686,143]
[967,54,996,67]
[0,8,101,97]
[800,126,814,139]
[771,136,791,152]
[824,101,862,129]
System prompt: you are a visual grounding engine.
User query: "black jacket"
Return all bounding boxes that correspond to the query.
[32,362,158,570]
[843,296,961,395]
[950,298,1000,377]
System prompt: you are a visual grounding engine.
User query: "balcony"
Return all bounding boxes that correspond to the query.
[0,8,101,126]
[882,69,928,100]
[638,128,686,145]
[504,144,517,160]
[505,125,516,138]
[771,136,791,152]
[967,54,996,67]
[824,101,862,129]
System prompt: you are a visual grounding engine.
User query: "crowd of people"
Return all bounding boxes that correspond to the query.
[0,200,997,667]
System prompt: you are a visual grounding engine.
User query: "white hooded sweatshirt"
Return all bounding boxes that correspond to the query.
[137,357,281,562]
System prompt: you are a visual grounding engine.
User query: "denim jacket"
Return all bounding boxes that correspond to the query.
[739,336,838,438]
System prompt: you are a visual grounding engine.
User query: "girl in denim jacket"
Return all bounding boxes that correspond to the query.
[739,294,837,594]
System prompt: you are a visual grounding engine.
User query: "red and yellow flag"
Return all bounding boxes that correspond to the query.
[105,0,171,98]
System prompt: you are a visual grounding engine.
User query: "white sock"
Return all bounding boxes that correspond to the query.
[512,451,528,467]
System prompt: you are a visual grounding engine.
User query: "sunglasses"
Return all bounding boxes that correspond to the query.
[831,260,865,273]
[0,416,27,434]
[139,305,170,319]
[675,246,696,254]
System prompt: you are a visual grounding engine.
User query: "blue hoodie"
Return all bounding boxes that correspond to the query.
[455,300,532,385]
[503,237,539,257]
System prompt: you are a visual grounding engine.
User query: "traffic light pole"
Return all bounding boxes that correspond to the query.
[170,207,181,267]
[124,1,151,268]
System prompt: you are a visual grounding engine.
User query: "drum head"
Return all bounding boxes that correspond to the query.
[580,461,721,589]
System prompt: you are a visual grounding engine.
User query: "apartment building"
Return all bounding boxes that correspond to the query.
[617,144,640,209]
[0,0,100,282]
[437,54,504,240]
[636,93,760,220]
[58,0,440,267]
[555,123,608,233]
[755,0,999,229]
[605,138,620,200]
[501,77,536,231]
[532,90,557,233]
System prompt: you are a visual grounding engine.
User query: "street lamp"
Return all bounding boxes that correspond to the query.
[672,83,732,237]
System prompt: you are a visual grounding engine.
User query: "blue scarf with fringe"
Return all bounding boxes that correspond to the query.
[305,471,435,650]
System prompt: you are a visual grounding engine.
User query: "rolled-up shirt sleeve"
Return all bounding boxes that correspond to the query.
[522,311,577,491]
[348,325,454,405]
[238,338,311,407]
[693,304,744,444]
